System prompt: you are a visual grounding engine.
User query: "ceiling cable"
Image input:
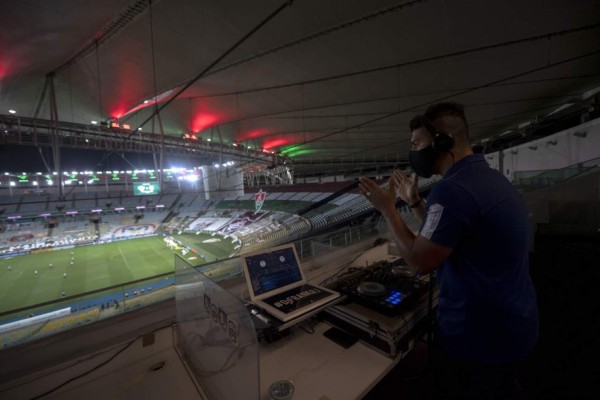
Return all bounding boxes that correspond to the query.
[121,0,294,145]
[192,74,600,129]
[281,48,600,155]
[187,22,600,100]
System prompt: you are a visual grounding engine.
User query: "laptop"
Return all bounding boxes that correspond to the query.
[241,243,340,322]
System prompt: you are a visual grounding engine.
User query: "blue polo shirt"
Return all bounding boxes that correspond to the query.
[420,153,538,364]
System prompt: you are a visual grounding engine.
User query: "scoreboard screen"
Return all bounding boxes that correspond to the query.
[133,181,160,196]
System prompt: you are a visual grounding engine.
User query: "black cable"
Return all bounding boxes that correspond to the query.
[29,323,175,399]
[106,18,600,190]
[186,333,248,377]
[297,320,315,335]
[123,0,293,144]
[92,0,293,170]
[184,23,600,100]
[94,40,103,121]
[31,338,137,399]
[324,48,600,162]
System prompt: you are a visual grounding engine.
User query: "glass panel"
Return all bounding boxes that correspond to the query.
[0,217,383,350]
[175,255,259,400]
[513,156,600,189]
[0,274,173,349]
[122,274,174,313]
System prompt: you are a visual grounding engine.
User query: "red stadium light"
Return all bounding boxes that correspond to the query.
[110,122,120,128]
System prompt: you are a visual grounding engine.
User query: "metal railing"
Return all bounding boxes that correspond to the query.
[513,157,600,191]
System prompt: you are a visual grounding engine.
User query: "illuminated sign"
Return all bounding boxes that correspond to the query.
[133,181,160,196]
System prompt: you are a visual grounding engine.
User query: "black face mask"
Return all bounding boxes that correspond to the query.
[409,145,438,178]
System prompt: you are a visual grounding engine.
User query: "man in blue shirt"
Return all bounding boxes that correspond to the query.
[359,102,538,398]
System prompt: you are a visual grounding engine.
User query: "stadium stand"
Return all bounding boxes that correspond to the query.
[0,173,441,257]
[0,322,45,349]
[98,213,162,240]
[51,218,95,241]
[33,308,101,341]
[71,193,96,211]
[174,192,196,208]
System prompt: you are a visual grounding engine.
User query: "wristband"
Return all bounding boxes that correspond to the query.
[409,199,421,208]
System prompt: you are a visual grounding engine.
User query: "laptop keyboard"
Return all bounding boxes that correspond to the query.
[261,284,335,314]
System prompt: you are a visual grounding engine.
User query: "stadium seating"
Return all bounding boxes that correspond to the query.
[0,322,45,349]
[0,173,441,257]
[34,308,101,340]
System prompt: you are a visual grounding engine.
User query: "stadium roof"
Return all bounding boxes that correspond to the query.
[1,0,600,177]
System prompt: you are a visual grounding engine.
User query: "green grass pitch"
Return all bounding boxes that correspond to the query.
[0,233,236,315]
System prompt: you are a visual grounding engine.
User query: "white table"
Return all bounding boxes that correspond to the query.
[259,320,402,400]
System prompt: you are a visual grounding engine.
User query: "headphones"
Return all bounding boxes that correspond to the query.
[420,116,455,152]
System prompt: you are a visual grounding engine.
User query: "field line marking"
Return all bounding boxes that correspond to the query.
[117,244,132,270]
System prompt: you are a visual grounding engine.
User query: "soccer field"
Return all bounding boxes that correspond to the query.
[0,234,236,315]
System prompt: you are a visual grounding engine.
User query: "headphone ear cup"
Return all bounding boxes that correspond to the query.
[433,133,455,152]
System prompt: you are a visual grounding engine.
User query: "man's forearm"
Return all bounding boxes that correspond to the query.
[411,199,425,223]
[382,207,421,272]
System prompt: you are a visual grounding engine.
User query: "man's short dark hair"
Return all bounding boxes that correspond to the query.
[409,115,424,131]
[424,102,469,137]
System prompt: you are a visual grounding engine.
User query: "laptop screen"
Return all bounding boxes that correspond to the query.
[244,246,303,296]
